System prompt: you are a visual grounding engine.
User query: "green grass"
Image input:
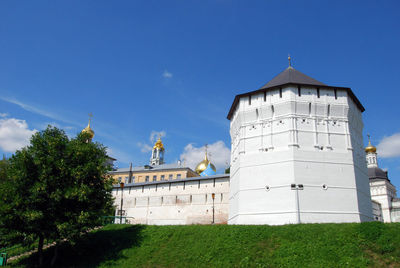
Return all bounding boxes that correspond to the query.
[10,222,400,267]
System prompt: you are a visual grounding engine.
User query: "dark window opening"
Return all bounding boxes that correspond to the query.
[264,91,266,102]
[334,89,337,100]
[279,88,282,98]
[317,88,320,98]
[248,95,251,105]
[298,86,301,97]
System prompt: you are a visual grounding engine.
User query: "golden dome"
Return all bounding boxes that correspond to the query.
[195,152,216,175]
[153,137,164,150]
[365,135,376,153]
[81,117,94,140]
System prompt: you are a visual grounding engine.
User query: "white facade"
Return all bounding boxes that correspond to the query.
[228,68,373,225]
[366,144,400,223]
[112,175,230,225]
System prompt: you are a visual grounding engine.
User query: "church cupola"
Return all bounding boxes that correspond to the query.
[365,135,378,168]
[81,113,95,142]
[150,137,165,165]
[195,146,216,176]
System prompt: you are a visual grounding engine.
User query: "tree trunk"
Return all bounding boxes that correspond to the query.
[50,242,59,267]
[38,234,44,266]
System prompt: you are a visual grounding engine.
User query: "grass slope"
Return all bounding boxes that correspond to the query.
[12,222,400,267]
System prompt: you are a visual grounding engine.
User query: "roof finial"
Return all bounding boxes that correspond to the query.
[88,112,93,126]
[288,54,292,67]
[204,144,208,160]
[367,133,371,145]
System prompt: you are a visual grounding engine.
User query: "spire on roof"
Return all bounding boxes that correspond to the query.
[288,54,292,67]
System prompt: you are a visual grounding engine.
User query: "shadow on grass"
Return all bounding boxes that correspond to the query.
[15,225,145,268]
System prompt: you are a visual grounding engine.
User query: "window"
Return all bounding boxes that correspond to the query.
[279,88,282,98]
[153,175,157,182]
[317,88,320,98]
[327,104,331,117]
[248,95,251,105]
[264,91,266,102]
[161,175,165,181]
[177,174,181,179]
[118,177,122,183]
[132,176,135,183]
[256,108,259,120]
[145,176,149,182]
[334,89,337,100]
[271,105,275,118]
[169,174,173,180]
[309,103,312,116]
[298,85,301,97]
[125,177,128,183]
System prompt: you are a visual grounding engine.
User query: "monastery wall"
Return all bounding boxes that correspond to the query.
[112,175,230,225]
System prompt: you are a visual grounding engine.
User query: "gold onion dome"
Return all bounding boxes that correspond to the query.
[365,135,376,153]
[195,152,216,175]
[81,118,94,140]
[153,137,164,150]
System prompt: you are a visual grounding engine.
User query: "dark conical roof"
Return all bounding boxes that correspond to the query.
[260,66,326,89]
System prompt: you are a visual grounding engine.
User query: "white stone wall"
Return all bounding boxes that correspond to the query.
[370,180,397,222]
[229,85,373,225]
[112,176,230,225]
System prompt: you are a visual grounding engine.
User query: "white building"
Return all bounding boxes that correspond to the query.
[227,61,373,225]
[366,137,400,222]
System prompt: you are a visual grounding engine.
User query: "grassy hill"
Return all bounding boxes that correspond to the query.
[11,222,400,267]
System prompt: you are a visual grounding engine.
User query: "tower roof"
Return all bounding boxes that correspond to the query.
[260,66,327,89]
[227,65,365,120]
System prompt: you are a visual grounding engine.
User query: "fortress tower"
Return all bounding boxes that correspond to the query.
[227,59,373,224]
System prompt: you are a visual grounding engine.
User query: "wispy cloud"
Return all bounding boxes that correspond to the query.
[162,70,173,78]
[0,97,79,126]
[0,117,37,152]
[377,133,400,158]
[0,113,8,118]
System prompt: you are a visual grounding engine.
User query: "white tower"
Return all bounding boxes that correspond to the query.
[150,137,165,166]
[366,136,398,222]
[227,59,373,225]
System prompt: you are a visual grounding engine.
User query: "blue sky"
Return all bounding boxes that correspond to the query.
[0,1,399,189]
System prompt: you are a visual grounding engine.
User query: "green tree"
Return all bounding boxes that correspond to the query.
[0,126,114,266]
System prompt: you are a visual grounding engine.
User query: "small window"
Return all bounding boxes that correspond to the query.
[298,85,301,97]
[271,105,275,117]
[317,88,320,98]
[177,174,181,179]
[248,95,251,105]
[132,176,135,183]
[327,105,331,117]
[308,103,312,116]
[161,175,165,181]
[256,108,259,120]
[118,177,122,183]
[145,176,149,182]
[279,88,282,98]
[153,175,157,182]
[263,91,266,102]
[169,174,173,180]
[334,89,337,100]
[125,176,128,183]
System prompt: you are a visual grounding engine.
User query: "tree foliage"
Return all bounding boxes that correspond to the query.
[0,126,114,265]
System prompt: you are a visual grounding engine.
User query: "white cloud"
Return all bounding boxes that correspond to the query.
[0,113,8,118]
[0,118,37,152]
[137,130,166,153]
[150,130,166,143]
[377,133,400,158]
[137,142,153,153]
[162,70,173,78]
[180,141,230,172]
